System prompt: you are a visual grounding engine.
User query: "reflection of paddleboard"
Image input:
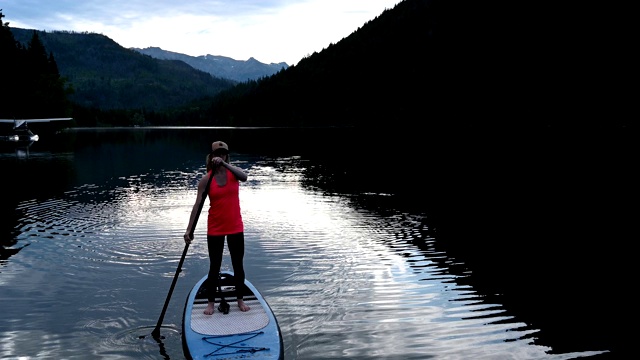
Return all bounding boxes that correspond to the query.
[182,272,284,360]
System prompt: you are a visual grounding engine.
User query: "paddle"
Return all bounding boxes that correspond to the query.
[150,243,190,339]
[148,170,215,339]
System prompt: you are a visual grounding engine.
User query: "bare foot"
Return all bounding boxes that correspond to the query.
[204,302,215,315]
[237,300,250,312]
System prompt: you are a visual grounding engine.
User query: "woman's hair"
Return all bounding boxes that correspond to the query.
[206,152,230,172]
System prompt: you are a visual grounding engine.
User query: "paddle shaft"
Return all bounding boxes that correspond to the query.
[152,171,214,338]
[151,243,189,338]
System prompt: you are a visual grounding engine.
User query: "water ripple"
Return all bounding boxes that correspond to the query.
[1,155,612,359]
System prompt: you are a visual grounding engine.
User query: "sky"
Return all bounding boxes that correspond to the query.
[2,0,401,66]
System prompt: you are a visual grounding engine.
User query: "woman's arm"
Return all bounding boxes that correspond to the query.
[212,157,248,182]
[222,162,248,182]
[184,174,210,243]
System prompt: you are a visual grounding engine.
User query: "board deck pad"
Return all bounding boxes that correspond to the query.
[183,273,283,360]
[190,299,269,335]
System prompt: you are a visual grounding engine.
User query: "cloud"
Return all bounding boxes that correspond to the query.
[3,0,399,65]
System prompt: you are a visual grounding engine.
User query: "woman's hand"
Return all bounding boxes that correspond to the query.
[211,156,225,167]
[184,232,192,244]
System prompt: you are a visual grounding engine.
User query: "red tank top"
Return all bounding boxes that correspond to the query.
[206,169,244,235]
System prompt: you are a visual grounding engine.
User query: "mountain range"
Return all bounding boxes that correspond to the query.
[130,47,287,83]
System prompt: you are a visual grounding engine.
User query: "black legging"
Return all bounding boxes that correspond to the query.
[206,232,246,302]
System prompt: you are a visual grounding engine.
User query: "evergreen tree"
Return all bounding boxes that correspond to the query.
[24,31,70,118]
[0,12,71,119]
[0,10,23,118]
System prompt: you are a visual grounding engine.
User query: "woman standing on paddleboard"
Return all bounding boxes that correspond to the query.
[184,140,250,315]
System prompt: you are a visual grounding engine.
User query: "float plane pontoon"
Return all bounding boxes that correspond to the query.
[0,118,73,143]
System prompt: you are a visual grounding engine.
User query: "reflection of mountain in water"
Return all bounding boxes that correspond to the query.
[0,243,29,263]
[297,126,632,359]
[0,137,76,264]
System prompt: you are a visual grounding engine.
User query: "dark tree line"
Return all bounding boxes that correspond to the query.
[200,0,632,130]
[1,10,72,120]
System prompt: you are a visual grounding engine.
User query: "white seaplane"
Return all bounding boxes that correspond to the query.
[0,118,73,143]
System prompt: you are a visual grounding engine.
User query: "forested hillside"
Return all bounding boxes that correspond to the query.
[199,0,632,129]
[10,28,236,114]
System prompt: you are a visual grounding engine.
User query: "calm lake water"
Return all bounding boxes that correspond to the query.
[0,126,632,359]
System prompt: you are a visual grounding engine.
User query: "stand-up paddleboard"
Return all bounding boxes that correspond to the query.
[182,272,284,360]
